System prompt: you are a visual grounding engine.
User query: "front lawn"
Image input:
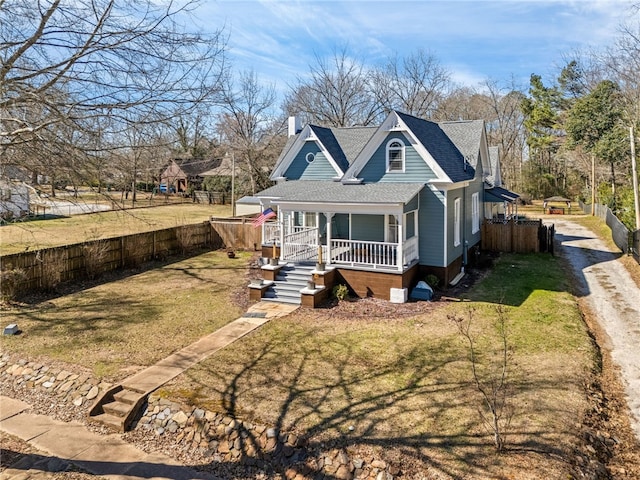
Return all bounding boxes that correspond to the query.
[0,250,250,378]
[0,247,596,478]
[161,252,594,479]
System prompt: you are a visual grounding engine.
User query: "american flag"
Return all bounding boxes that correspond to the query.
[252,207,276,227]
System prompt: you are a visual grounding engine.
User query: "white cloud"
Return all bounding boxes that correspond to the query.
[191,0,636,97]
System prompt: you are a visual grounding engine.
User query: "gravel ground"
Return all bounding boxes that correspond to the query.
[554,218,640,440]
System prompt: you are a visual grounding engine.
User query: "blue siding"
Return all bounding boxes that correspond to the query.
[359,133,437,183]
[406,211,415,239]
[351,214,384,242]
[332,214,350,239]
[447,188,463,265]
[418,187,445,267]
[404,194,419,213]
[285,142,338,180]
[465,177,483,248]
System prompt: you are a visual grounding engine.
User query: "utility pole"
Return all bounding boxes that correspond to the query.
[631,126,640,230]
[231,152,236,217]
[591,153,596,216]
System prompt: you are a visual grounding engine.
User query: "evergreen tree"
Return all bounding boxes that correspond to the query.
[565,80,626,207]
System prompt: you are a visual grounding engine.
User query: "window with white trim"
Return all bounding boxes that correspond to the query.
[472,192,480,233]
[386,139,405,172]
[454,198,461,247]
[304,212,317,228]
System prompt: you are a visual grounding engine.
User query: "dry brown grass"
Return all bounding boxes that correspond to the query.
[0,242,598,478]
[0,250,251,379]
[0,203,232,255]
[159,254,594,479]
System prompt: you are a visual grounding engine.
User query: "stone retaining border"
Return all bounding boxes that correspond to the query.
[0,355,399,479]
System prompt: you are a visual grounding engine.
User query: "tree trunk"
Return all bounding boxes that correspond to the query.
[610,161,616,208]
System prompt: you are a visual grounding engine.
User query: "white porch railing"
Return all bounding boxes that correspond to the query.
[330,239,396,269]
[403,236,419,266]
[263,220,419,270]
[263,222,280,245]
[330,237,419,271]
[282,226,319,262]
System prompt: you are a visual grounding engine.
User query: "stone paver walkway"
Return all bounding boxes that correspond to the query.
[122,302,298,394]
[0,301,298,479]
[1,396,214,480]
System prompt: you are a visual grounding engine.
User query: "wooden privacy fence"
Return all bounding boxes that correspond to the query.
[210,216,262,251]
[481,218,554,254]
[0,218,266,297]
[1,221,216,297]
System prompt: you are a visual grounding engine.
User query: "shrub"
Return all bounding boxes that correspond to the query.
[82,239,110,280]
[38,248,67,291]
[425,274,440,289]
[332,284,349,301]
[0,266,26,301]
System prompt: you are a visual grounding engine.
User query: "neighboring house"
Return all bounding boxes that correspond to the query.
[0,178,30,220]
[252,111,517,303]
[159,158,221,193]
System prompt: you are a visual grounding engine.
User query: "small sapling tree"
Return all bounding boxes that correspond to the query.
[449,305,514,452]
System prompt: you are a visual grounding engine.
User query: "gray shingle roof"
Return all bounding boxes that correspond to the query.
[173,158,221,176]
[438,120,485,168]
[200,155,233,176]
[256,180,424,204]
[330,126,377,165]
[273,112,485,185]
[397,112,475,183]
[311,126,349,172]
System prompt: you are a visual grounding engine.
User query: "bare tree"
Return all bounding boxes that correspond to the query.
[433,86,492,121]
[371,48,451,119]
[218,70,284,195]
[604,8,640,124]
[173,110,216,159]
[285,47,380,127]
[449,306,514,453]
[481,79,527,191]
[0,0,226,181]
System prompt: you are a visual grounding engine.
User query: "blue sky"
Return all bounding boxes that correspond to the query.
[194,0,636,94]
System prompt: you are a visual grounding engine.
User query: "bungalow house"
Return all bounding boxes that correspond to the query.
[250,111,516,304]
[159,158,221,193]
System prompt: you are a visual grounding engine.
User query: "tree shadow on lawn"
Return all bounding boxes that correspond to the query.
[165,333,584,479]
[11,248,250,306]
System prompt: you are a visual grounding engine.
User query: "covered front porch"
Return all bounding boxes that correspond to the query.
[261,208,420,273]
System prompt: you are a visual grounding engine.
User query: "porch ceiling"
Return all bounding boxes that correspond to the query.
[255,180,424,205]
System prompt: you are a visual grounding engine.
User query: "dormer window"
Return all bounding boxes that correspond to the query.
[386,139,405,173]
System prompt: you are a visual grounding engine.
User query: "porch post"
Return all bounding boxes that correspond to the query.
[324,212,334,265]
[397,213,404,272]
[280,209,287,260]
[260,202,267,245]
